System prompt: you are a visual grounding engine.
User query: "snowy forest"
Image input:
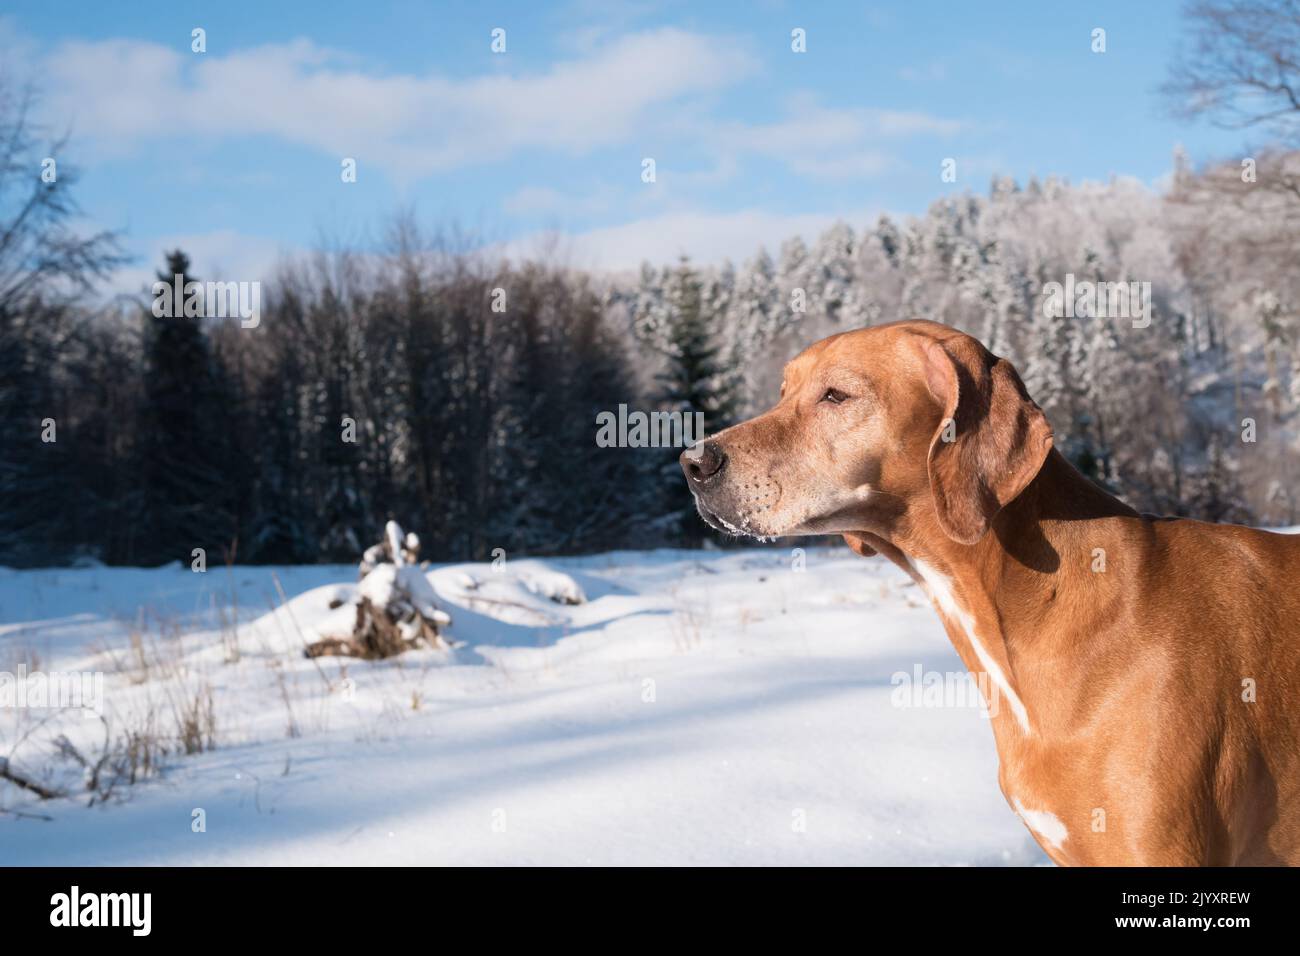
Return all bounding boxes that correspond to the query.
[5,155,1298,567]
[4,2,1300,568]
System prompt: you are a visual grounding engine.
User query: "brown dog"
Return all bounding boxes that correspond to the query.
[680,319,1299,866]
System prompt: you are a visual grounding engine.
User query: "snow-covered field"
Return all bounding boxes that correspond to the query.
[0,547,1046,865]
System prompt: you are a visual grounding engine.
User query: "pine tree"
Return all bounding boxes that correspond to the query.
[655,257,736,435]
[726,248,781,412]
[638,257,738,541]
[136,251,239,564]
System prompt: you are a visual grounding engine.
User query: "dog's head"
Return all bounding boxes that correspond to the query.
[679,320,1053,546]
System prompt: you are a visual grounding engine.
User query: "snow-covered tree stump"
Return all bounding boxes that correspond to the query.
[307,521,452,659]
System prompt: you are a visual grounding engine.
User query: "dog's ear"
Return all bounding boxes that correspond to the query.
[922,336,1053,545]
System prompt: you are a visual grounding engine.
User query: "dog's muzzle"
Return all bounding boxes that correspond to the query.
[681,440,751,535]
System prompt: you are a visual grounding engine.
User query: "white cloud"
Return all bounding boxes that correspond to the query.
[105,210,896,297]
[33,25,962,188]
[499,207,881,272]
[41,30,757,181]
[107,230,294,296]
[698,98,963,181]
[501,185,618,217]
[787,150,896,179]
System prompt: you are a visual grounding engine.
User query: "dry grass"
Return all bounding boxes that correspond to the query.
[2,606,223,808]
[170,680,217,755]
[275,668,301,739]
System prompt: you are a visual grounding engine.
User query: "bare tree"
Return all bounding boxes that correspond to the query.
[1162,1,1300,374]
[0,80,127,564]
[0,82,124,311]
[1164,0,1300,144]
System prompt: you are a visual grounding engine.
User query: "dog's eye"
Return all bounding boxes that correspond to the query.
[820,388,849,405]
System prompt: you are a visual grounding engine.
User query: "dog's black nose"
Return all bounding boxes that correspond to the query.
[681,440,726,484]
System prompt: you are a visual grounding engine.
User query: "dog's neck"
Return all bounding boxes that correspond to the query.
[903,448,1133,572]
[858,450,1135,737]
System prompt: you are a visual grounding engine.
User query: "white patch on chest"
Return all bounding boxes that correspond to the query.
[1013,798,1069,850]
[911,560,1031,735]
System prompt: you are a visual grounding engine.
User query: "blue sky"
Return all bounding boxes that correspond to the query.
[2,0,1250,289]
